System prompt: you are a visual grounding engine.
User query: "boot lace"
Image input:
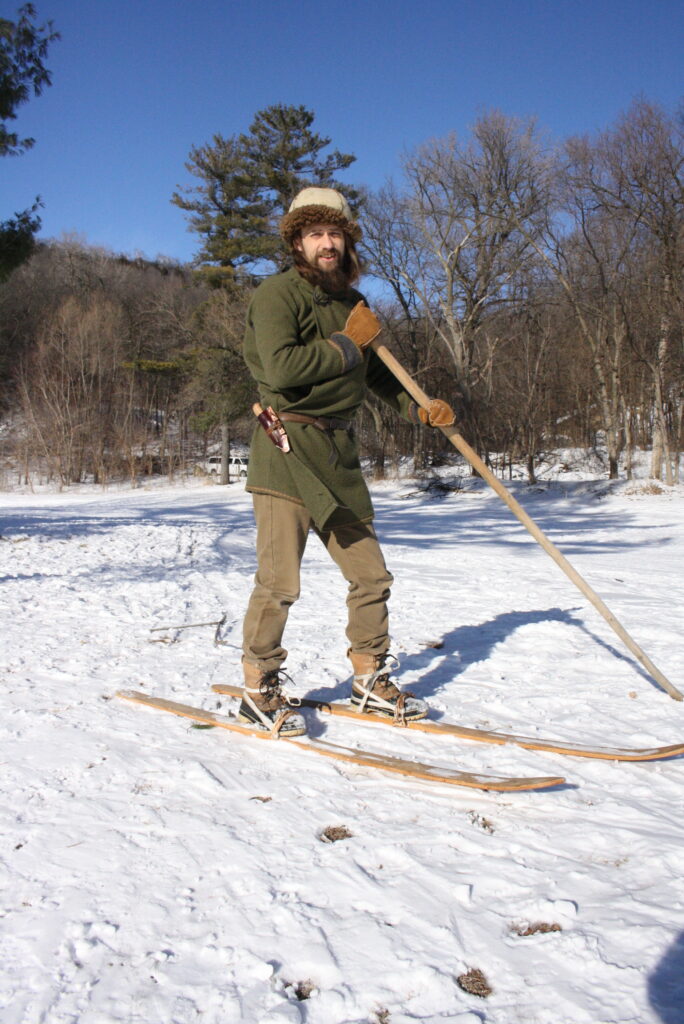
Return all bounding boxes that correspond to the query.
[258,669,302,710]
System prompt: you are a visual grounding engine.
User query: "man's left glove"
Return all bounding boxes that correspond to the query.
[336,301,382,350]
[417,399,456,427]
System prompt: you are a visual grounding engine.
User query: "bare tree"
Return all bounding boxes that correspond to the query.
[18,294,126,484]
[364,112,550,454]
[585,100,683,482]
[504,100,683,480]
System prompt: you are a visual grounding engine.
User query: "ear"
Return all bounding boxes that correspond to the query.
[293,234,303,253]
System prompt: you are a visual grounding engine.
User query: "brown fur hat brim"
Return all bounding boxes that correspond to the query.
[280,205,362,245]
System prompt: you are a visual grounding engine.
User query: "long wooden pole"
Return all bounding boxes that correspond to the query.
[371,337,683,702]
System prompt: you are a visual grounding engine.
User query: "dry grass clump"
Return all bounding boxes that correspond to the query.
[467,810,495,833]
[510,920,562,937]
[625,482,666,496]
[293,979,315,1000]
[457,967,492,997]
[319,824,353,843]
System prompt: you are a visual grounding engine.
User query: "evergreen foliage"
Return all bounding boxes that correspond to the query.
[0,199,41,282]
[0,2,59,156]
[0,4,59,279]
[172,104,359,273]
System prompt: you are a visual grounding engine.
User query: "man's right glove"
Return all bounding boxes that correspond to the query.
[335,301,382,350]
[417,399,456,427]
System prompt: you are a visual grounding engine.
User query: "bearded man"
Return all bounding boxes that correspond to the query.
[238,187,454,736]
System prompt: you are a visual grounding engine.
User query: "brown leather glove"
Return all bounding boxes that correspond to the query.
[340,301,382,350]
[418,399,456,427]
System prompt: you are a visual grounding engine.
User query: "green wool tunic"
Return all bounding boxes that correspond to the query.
[243,267,415,529]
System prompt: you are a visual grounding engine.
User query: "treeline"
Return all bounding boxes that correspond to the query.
[0,99,682,487]
[0,242,253,484]
[363,100,683,484]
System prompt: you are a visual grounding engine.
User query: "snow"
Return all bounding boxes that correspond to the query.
[1,471,684,1024]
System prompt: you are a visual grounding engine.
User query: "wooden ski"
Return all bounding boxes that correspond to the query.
[116,690,565,792]
[212,684,684,762]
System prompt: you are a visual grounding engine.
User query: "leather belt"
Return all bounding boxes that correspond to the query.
[278,412,353,466]
[279,412,352,433]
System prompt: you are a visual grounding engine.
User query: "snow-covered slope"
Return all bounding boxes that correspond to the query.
[1,476,683,1023]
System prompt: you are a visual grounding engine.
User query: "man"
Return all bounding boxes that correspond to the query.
[238,187,455,736]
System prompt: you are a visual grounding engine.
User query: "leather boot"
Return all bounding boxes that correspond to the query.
[238,660,307,736]
[348,650,428,722]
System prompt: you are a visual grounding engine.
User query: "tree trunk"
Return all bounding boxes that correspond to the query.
[220,423,230,485]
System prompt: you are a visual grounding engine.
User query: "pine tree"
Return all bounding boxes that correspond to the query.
[1,4,59,280]
[0,200,41,281]
[172,104,359,274]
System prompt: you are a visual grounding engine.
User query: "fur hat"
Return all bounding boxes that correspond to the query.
[280,187,362,245]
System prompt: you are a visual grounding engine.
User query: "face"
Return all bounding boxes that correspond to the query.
[295,222,346,273]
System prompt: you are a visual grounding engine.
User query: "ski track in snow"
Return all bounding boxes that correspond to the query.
[1,476,683,1024]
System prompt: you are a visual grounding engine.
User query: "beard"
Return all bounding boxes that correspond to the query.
[292,248,354,295]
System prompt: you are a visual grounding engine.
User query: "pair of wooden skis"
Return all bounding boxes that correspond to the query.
[117,685,684,794]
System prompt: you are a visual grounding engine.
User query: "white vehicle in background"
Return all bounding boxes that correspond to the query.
[201,455,249,478]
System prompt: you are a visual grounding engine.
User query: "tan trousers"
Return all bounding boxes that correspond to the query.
[242,493,394,671]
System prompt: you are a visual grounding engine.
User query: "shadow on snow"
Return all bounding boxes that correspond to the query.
[373,489,676,556]
[649,930,684,1024]
[306,603,663,705]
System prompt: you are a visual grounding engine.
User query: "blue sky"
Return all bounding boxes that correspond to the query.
[2,0,682,264]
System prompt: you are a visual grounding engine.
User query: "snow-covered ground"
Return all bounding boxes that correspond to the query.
[1,470,683,1024]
